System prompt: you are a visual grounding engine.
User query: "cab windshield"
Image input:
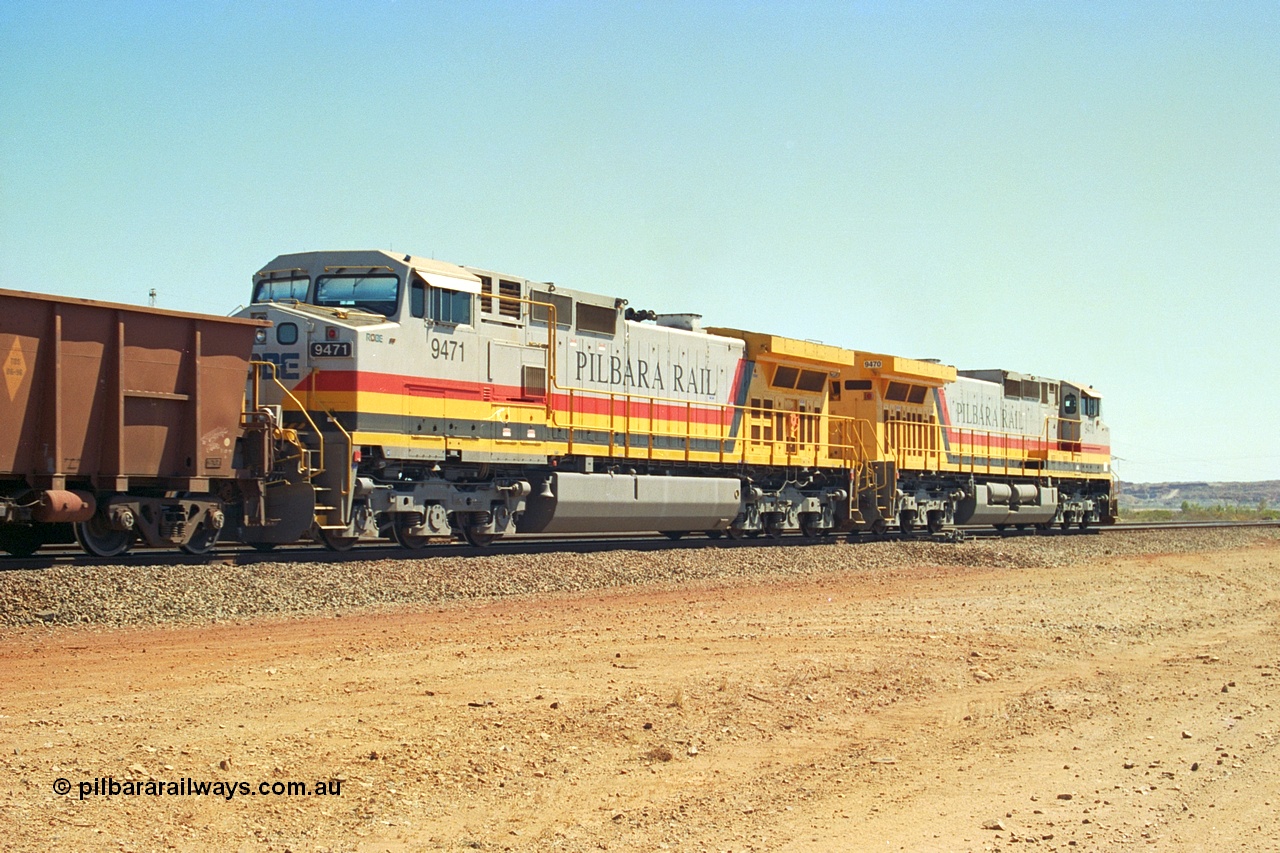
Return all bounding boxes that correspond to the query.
[253,276,309,303]
[314,274,399,316]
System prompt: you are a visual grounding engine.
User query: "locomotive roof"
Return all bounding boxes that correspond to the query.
[959,368,1101,397]
[256,249,480,285]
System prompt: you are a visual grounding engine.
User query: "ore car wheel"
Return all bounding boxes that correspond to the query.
[75,516,133,558]
[745,529,761,539]
[725,526,747,540]
[462,527,497,548]
[249,542,278,553]
[392,516,432,550]
[0,526,44,558]
[870,518,887,537]
[179,524,220,556]
[318,529,360,551]
[661,531,689,541]
[705,530,724,540]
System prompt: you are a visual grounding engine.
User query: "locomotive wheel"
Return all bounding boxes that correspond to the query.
[318,528,360,551]
[799,515,826,540]
[870,518,887,537]
[0,526,44,558]
[75,515,133,558]
[392,515,433,550]
[661,531,689,541]
[461,526,497,547]
[898,512,916,535]
[179,524,221,556]
[764,519,785,539]
[926,511,945,535]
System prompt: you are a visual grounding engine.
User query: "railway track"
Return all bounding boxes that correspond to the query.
[3,520,1276,572]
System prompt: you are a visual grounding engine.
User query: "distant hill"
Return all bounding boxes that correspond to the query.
[1119,480,1280,511]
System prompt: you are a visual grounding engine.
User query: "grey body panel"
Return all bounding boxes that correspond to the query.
[518,472,742,534]
[954,482,1059,526]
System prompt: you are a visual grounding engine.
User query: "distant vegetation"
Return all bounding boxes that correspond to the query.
[1122,501,1280,523]
[1119,480,1280,522]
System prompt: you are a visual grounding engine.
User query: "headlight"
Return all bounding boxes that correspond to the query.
[255,329,267,344]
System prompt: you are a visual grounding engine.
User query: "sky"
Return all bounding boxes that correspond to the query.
[2,1,1278,484]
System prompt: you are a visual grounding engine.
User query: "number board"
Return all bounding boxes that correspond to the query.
[310,341,352,358]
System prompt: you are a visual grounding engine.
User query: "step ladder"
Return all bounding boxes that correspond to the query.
[285,425,347,531]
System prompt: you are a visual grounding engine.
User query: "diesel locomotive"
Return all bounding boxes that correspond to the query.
[237,249,1114,551]
[0,249,1115,557]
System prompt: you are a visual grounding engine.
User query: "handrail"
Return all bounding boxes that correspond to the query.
[488,292,560,419]
[325,409,355,500]
[519,375,1110,483]
[249,359,327,479]
[541,388,880,473]
[882,411,1099,478]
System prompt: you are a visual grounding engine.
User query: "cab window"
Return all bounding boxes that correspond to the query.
[1063,394,1078,416]
[253,276,309,303]
[410,278,425,319]
[315,274,399,316]
[429,287,472,325]
[795,370,827,393]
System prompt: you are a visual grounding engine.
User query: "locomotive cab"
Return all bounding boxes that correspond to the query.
[241,251,511,547]
[245,253,481,403]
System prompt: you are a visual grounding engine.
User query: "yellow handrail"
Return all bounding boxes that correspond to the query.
[250,359,327,479]
[325,409,355,500]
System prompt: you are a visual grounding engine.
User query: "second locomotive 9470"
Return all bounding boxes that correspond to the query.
[236,249,1115,552]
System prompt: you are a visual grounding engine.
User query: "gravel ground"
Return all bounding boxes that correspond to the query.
[2,527,1277,629]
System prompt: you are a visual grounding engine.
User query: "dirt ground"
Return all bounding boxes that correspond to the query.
[3,537,1279,852]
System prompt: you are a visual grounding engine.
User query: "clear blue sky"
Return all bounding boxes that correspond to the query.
[3,1,1277,483]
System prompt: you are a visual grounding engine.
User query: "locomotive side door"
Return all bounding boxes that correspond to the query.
[1059,382,1082,453]
[408,274,482,450]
